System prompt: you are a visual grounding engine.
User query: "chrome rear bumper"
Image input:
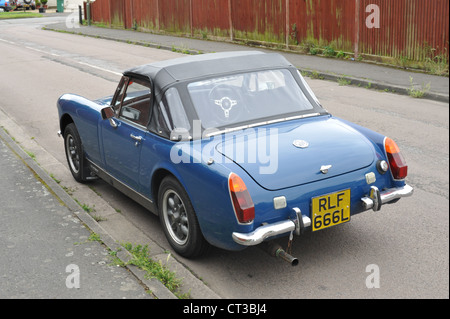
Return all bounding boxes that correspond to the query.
[232,210,311,246]
[232,184,413,246]
[361,184,414,210]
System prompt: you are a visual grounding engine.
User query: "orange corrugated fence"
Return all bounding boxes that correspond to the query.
[86,0,449,62]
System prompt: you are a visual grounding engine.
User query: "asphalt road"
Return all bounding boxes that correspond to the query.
[0,15,448,299]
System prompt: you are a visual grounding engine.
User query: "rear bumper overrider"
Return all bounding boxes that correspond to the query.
[232,184,413,246]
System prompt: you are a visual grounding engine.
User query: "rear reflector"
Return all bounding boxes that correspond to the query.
[385,137,408,180]
[228,173,255,224]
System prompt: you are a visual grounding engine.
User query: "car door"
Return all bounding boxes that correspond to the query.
[100,76,152,191]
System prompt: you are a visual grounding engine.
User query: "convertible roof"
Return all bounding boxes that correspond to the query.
[123,51,294,94]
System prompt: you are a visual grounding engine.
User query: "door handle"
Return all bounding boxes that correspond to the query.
[130,134,143,146]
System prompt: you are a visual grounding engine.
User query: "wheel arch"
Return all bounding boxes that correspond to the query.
[151,168,176,209]
[60,113,74,134]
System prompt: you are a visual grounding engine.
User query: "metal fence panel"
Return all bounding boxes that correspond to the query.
[87,0,449,62]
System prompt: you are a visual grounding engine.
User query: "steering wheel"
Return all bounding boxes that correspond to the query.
[208,84,244,122]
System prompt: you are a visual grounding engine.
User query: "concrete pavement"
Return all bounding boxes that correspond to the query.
[43,19,449,103]
[0,108,220,299]
[0,127,154,299]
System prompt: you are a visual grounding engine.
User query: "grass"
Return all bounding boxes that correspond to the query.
[75,233,189,298]
[25,150,36,160]
[120,243,190,299]
[338,77,351,86]
[0,12,43,20]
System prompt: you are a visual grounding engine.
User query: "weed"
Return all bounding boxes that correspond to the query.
[81,203,96,214]
[62,186,75,195]
[109,248,126,267]
[336,50,345,59]
[74,232,101,245]
[425,53,449,77]
[309,47,319,55]
[310,71,324,80]
[50,174,61,184]
[25,150,36,160]
[407,76,431,98]
[338,77,351,86]
[323,46,336,57]
[396,55,409,68]
[88,233,102,242]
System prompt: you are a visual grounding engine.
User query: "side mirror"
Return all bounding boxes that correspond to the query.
[101,107,118,128]
[101,106,115,120]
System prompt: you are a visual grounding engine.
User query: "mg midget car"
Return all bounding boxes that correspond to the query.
[57,51,413,261]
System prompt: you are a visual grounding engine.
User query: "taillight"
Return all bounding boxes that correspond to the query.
[384,137,408,180]
[228,173,255,224]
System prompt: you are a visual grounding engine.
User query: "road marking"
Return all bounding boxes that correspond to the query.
[25,46,60,57]
[1,38,121,76]
[76,61,122,76]
[0,38,15,45]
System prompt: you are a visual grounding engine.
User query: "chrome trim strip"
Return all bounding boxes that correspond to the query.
[86,159,157,214]
[206,113,321,137]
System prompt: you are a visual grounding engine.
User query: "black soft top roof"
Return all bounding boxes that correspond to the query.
[123,51,293,95]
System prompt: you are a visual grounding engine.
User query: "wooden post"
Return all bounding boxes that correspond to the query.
[128,0,133,29]
[354,0,360,59]
[286,0,290,49]
[228,0,234,41]
[156,0,160,31]
[190,0,193,37]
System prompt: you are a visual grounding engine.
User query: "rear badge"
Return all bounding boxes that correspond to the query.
[293,140,309,149]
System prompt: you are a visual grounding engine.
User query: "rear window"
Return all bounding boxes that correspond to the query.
[187,69,314,128]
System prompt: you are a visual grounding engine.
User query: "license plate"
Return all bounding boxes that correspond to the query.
[312,189,351,231]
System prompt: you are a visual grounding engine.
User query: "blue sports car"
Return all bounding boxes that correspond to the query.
[57,51,413,262]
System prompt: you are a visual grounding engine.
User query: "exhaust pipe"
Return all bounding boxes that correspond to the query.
[266,242,299,267]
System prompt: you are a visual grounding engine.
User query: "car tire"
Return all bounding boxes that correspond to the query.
[64,123,87,183]
[158,176,210,258]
